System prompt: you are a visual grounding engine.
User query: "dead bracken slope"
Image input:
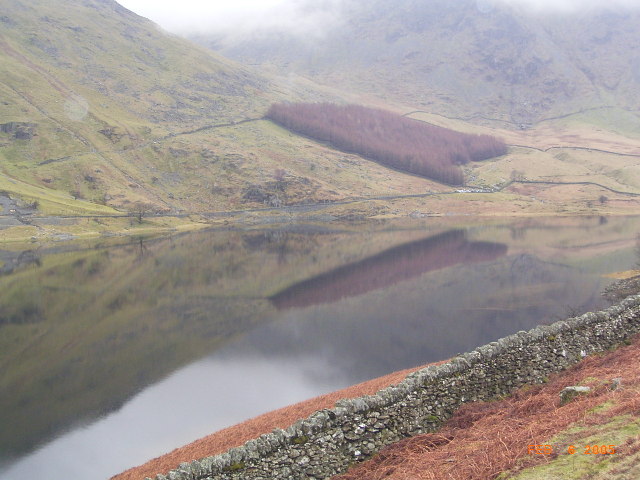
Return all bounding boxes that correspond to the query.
[113,335,640,480]
[333,334,640,480]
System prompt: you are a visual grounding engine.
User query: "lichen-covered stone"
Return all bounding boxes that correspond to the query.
[560,386,591,405]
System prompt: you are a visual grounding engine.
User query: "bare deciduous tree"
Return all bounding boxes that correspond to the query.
[129,202,153,224]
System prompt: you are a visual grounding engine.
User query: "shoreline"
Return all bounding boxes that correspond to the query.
[3,195,639,245]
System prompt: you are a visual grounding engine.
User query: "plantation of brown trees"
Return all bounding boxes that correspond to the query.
[266,103,508,185]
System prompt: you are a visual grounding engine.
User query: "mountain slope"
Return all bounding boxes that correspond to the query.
[1,0,454,218]
[197,0,640,127]
[0,0,266,212]
[2,0,639,230]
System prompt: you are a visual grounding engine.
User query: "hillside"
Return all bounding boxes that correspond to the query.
[196,0,640,127]
[0,0,268,212]
[1,0,640,243]
[0,0,451,224]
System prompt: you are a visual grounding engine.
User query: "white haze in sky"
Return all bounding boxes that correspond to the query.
[117,0,345,36]
[118,0,640,35]
[499,0,640,12]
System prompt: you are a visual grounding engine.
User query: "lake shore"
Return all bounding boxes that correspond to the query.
[3,185,640,245]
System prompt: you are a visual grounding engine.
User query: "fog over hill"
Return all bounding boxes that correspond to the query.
[179,0,640,125]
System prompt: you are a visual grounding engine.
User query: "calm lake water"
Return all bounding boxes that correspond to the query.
[1,216,639,479]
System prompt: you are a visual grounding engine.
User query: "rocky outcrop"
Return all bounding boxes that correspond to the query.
[0,122,36,140]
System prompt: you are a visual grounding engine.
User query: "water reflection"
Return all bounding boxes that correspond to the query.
[2,351,348,480]
[1,216,639,479]
[243,251,609,381]
[0,233,274,461]
[270,230,508,309]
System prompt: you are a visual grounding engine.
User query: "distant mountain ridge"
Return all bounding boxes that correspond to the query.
[194,0,640,126]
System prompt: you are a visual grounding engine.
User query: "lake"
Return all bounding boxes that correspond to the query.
[1,215,638,479]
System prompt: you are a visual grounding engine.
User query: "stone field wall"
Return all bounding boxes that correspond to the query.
[150,294,640,480]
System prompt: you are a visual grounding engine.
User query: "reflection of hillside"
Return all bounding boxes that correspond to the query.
[0,226,447,459]
[270,230,508,310]
[0,234,272,459]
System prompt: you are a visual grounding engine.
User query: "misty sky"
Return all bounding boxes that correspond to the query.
[117,0,344,35]
[118,0,640,35]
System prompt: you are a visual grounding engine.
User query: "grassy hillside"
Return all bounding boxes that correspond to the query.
[0,0,261,213]
[0,0,452,221]
[6,0,513,230]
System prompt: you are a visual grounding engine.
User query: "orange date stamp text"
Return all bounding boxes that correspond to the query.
[527,444,616,455]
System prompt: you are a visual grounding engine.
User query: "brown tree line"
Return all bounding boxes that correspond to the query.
[266,103,508,185]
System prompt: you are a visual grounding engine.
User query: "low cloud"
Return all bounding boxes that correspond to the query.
[119,0,640,39]
[118,0,345,38]
[495,0,640,12]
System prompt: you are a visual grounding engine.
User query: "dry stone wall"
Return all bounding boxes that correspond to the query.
[150,294,640,480]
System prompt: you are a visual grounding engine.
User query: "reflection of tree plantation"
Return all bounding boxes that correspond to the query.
[270,230,507,309]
